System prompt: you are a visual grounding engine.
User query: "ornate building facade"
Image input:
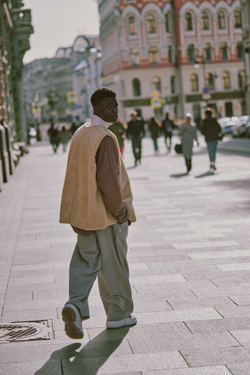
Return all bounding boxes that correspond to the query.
[98,0,245,123]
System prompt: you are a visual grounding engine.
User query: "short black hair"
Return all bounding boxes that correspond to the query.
[90,87,116,106]
[205,108,212,117]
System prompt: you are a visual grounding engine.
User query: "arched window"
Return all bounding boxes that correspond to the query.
[171,76,175,94]
[149,46,159,64]
[222,71,230,89]
[238,70,245,89]
[202,11,210,30]
[128,16,136,35]
[130,48,139,66]
[187,44,195,62]
[205,72,214,90]
[234,10,242,28]
[185,12,193,31]
[132,78,141,96]
[204,42,212,61]
[147,13,156,33]
[218,10,226,29]
[151,76,161,93]
[236,41,243,59]
[165,13,170,33]
[220,42,228,60]
[191,73,199,91]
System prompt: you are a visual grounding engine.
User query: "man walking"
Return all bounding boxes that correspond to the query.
[161,112,174,151]
[59,87,137,339]
[200,108,222,173]
[126,110,145,166]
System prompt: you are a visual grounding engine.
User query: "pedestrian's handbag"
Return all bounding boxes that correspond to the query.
[218,133,223,141]
[175,143,182,154]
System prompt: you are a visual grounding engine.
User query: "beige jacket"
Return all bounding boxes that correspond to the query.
[59,120,136,231]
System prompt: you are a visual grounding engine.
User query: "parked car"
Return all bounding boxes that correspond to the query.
[218,117,238,135]
[232,116,249,137]
[246,119,250,138]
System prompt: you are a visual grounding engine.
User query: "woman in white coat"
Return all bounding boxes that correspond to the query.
[178,113,199,173]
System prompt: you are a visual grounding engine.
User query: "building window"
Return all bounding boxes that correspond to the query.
[218,10,226,30]
[132,78,141,96]
[205,72,214,90]
[147,13,156,33]
[130,48,139,66]
[222,71,230,89]
[185,12,193,31]
[238,70,245,89]
[220,42,228,60]
[151,76,161,93]
[234,10,242,28]
[236,41,243,59]
[202,11,210,30]
[204,43,212,61]
[165,13,170,33]
[128,16,136,35]
[149,46,159,64]
[171,75,175,94]
[191,73,199,91]
[168,45,173,63]
[187,44,195,62]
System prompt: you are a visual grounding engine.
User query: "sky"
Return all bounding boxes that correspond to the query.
[23,0,100,64]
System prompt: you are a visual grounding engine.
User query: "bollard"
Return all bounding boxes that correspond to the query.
[0,124,10,183]
[3,123,14,175]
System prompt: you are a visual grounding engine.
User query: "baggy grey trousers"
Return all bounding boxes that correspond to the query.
[66,221,134,322]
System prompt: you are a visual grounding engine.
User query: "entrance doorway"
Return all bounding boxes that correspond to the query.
[225,102,233,117]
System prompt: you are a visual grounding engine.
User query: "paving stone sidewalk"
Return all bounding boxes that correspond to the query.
[0,135,250,375]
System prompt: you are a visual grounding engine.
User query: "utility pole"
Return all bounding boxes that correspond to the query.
[171,0,184,119]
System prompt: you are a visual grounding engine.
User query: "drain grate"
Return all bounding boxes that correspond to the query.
[0,320,54,343]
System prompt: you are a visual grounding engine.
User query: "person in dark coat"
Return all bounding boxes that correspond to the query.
[109,119,126,156]
[200,108,222,173]
[126,110,145,166]
[148,117,160,155]
[47,122,60,153]
[178,113,199,174]
[161,112,174,151]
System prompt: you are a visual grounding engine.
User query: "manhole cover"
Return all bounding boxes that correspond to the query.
[0,320,54,343]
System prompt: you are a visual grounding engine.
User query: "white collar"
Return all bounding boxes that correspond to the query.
[89,114,111,128]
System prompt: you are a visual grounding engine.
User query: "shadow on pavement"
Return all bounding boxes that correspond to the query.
[212,179,250,191]
[170,172,188,178]
[35,327,130,375]
[195,170,214,178]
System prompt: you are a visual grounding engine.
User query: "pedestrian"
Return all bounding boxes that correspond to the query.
[47,121,60,153]
[178,113,199,174]
[148,116,160,155]
[161,112,174,151]
[60,125,70,153]
[126,110,145,166]
[109,119,126,156]
[70,121,77,136]
[200,108,222,173]
[59,87,137,339]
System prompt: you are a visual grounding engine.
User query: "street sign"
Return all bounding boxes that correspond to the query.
[67,92,78,103]
[150,97,162,108]
[202,93,211,100]
[31,103,41,113]
[202,86,210,94]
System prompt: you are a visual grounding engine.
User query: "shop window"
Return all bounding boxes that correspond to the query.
[149,46,159,64]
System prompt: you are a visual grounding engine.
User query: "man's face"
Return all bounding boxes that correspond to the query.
[130,113,136,121]
[94,97,118,123]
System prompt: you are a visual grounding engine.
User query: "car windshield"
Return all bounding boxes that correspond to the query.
[239,116,249,124]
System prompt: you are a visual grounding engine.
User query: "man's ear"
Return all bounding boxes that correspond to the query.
[93,105,99,115]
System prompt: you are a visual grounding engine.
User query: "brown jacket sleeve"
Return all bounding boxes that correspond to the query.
[96,136,128,224]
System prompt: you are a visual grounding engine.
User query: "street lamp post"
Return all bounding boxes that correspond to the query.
[194,54,210,109]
